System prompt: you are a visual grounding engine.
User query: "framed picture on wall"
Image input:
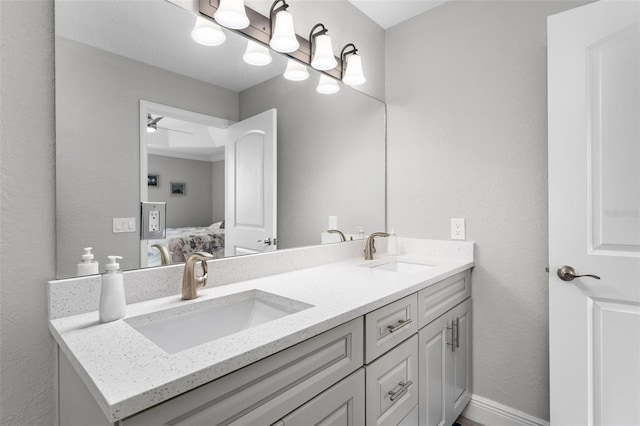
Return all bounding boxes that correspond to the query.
[170,182,186,196]
[147,174,159,187]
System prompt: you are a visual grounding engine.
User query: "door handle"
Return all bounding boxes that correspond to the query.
[258,238,277,246]
[557,265,600,282]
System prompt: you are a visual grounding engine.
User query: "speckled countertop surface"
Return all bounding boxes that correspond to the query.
[49,250,473,422]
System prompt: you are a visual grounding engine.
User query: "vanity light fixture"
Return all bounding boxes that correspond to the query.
[283,59,309,81]
[269,0,299,53]
[309,24,337,71]
[340,43,366,86]
[316,74,340,94]
[243,40,273,66]
[214,0,250,30]
[191,16,226,46]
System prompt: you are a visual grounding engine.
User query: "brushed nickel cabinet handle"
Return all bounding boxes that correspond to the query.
[447,322,455,352]
[455,317,460,348]
[387,318,412,333]
[388,380,413,401]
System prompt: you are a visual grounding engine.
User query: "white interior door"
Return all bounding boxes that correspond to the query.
[548,2,640,424]
[225,109,277,257]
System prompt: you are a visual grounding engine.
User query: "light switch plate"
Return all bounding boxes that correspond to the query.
[451,218,466,240]
[113,217,136,233]
[141,202,166,240]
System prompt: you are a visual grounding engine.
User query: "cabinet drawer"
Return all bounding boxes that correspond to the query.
[365,294,418,363]
[365,334,418,426]
[122,318,363,426]
[418,270,470,329]
[281,369,365,426]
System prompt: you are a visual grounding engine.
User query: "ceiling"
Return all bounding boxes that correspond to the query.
[348,0,449,29]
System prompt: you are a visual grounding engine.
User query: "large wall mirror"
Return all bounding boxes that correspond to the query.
[55,0,386,279]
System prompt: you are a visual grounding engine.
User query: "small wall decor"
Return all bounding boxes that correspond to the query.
[170,182,186,195]
[147,174,159,187]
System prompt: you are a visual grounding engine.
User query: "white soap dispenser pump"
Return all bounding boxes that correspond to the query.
[387,228,398,256]
[77,247,99,276]
[99,256,126,323]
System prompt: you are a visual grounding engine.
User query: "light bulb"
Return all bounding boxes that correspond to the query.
[342,54,366,86]
[283,59,309,81]
[311,34,337,70]
[270,10,299,53]
[316,74,340,94]
[191,16,226,46]
[214,0,250,30]
[243,41,272,66]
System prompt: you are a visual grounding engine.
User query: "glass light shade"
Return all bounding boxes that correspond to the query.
[316,74,340,94]
[283,59,309,81]
[342,54,366,86]
[243,41,272,66]
[214,0,250,30]
[146,125,156,133]
[269,11,299,53]
[311,34,337,70]
[191,17,226,46]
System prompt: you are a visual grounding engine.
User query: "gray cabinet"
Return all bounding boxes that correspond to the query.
[418,299,471,426]
[365,294,418,363]
[280,369,365,426]
[365,334,419,426]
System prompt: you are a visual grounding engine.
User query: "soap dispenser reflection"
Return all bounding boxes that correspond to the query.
[77,247,99,276]
[100,256,126,323]
[387,228,398,256]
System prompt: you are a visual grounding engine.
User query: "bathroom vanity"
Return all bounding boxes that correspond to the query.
[49,239,473,426]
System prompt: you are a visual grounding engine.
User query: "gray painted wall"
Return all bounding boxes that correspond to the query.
[240,76,386,249]
[0,1,56,425]
[148,155,222,228]
[55,37,238,277]
[386,0,588,420]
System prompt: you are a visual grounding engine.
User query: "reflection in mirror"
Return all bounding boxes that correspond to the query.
[55,0,385,278]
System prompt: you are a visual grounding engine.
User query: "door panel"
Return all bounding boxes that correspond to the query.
[225,109,277,257]
[548,2,640,424]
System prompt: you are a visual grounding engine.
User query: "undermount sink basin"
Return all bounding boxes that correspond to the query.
[371,261,434,273]
[126,290,313,354]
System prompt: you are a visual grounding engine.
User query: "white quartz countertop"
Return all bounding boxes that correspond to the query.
[49,253,473,422]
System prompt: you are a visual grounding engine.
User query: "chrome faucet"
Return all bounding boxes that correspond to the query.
[182,252,214,300]
[364,232,389,260]
[327,229,346,242]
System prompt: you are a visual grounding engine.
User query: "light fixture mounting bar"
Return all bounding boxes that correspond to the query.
[199,0,343,79]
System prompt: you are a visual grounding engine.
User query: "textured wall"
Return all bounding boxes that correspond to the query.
[55,37,238,277]
[0,1,56,425]
[148,155,217,228]
[386,1,588,420]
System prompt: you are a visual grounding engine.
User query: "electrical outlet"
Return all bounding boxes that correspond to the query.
[451,218,466,240]
[141,202,166,240]
[149,210,160,232]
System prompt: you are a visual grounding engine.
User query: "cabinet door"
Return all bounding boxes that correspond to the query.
[122,318,363,426]
[418,314,452,426]
[450,299,471,419]
[366,334,419,426]
[281,369,365,426]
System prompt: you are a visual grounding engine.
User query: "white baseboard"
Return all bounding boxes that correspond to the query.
[461,394,550,426]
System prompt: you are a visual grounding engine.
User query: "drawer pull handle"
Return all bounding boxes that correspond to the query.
[447,323,455,352]
[388,380,413,401]
[387,319,412,333]
[455,317,460,348]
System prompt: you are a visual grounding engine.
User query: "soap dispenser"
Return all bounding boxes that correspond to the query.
[99,256,126,323]
[387,228,398,256]
[77,247,99,276]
